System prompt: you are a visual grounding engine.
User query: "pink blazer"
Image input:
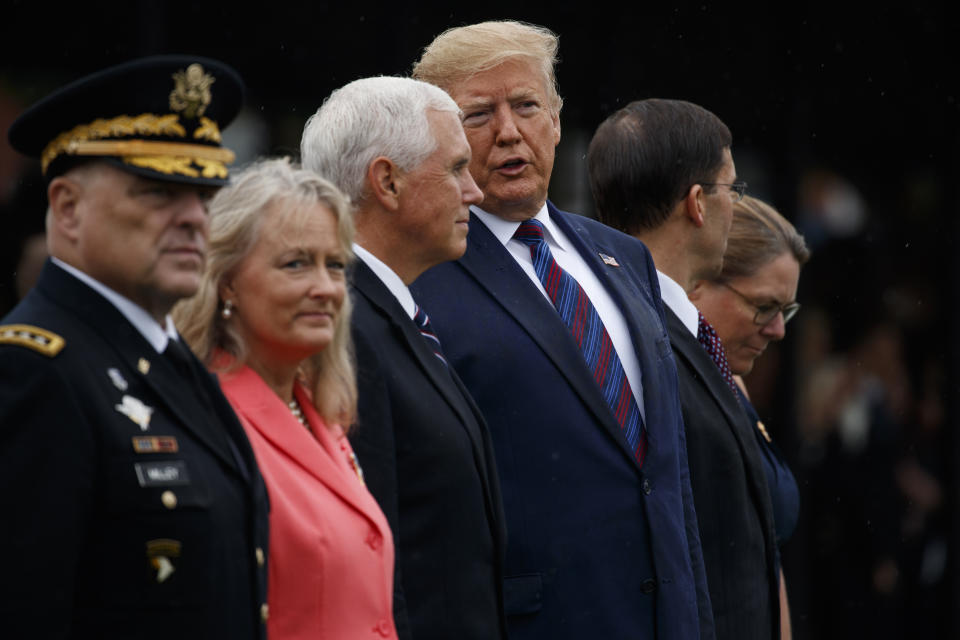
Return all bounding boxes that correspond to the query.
[219,365,397,640]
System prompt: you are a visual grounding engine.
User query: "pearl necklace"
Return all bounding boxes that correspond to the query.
[288,399,308,429]
[288,395,365,485]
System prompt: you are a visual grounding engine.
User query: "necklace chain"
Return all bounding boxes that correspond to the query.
[287,396,365,485]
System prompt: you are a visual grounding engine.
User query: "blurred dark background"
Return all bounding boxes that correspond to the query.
[2,2,956,637]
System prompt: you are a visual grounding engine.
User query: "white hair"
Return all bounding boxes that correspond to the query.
[300,76,460,203]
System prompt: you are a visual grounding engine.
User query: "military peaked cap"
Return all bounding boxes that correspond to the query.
[8,54,244,186]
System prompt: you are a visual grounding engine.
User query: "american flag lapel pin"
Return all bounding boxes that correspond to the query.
[599,252,620,267]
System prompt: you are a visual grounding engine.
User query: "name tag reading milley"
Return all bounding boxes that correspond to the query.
[134,461,190,487]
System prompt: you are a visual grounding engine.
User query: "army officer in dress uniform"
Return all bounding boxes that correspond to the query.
[0,55,270,639]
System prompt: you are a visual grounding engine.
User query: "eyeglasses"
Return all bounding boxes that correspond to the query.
[700,180,748,202]
[720,282,800,325]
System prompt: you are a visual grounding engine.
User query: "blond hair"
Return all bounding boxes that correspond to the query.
[412,20,563,114]
[173,157,358,426]
[719,195,810,282]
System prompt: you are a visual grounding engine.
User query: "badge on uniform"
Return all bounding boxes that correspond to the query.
[599,252,620,267]
[132,436,179,453]
[146,538,181,583]
[115,394,154,430]
[134,461,189,487]
[107,367,128,391]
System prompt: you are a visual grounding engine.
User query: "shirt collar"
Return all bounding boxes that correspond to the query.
[352,243,417,320]
[51,257,177,353]
[471,203,569,252]
[657,270,700,337]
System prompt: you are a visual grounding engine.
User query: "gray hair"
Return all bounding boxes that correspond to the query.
[173,156,358,426]
[300,76,460,203]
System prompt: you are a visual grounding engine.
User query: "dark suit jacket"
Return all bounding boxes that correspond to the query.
[0,260,269,639]
[664,305,780,640]
[411,203,712,640]
[349,259,508,640]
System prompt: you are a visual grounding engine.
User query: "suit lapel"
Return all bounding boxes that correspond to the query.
[145,355,244,473]
[458,211,644,466]
[221,366,381,524]
[664,305,776,527]
[351,261,487,453]
[664,306,747,436]
[42,263,244,478]
[353,261,508,555]
[550,206,669,452]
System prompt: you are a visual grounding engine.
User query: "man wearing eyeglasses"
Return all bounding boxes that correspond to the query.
[588,98,781,640]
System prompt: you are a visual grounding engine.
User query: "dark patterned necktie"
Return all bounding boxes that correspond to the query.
[413,304,447,367]
[162,337,195,377]
[514,219,647,465]
[696,311,739,397]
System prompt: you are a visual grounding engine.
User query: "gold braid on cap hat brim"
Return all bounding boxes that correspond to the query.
[40,113,235,178]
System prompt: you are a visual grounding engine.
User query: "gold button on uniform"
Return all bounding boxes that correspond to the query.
[160,490,177,509]
[260,603,269,623]
[255,547,265,567]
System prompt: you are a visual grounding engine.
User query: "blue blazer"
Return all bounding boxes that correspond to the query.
[412,203,713,640]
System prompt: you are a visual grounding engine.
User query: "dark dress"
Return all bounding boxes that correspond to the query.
[736,386,800,546]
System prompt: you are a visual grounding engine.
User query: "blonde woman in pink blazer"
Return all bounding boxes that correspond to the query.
[175,158,397,640]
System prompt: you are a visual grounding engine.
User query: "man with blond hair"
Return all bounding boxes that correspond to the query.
[302,76,508,640]
[411,21,712,640]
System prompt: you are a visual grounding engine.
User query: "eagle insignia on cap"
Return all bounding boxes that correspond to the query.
[169,64,215,119]
[9,54,243,186]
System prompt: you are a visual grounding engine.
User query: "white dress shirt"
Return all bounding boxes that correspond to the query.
[52,257,179,353]
[352,244,417,321]
[471,204,646,419]
[656,270,699,338]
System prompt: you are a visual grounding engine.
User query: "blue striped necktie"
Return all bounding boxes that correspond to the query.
[514,219,647,465]
[413,304,447,367]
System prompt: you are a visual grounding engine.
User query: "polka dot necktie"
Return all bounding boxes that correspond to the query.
[413,303,447,367]
[696,311,739,398]
[514,219,647,466]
